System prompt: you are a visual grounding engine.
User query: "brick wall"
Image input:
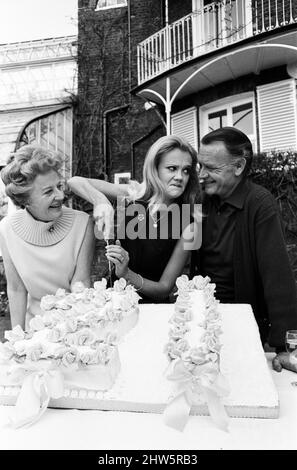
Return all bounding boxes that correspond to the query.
[76,0,167,279]
[168,0,192,23]
[75,0,165,184]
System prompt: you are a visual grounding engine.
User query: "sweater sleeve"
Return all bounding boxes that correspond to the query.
[254,195,297,349]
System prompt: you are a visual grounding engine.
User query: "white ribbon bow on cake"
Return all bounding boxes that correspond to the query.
[163,358,230,432]
[6,363,64,428]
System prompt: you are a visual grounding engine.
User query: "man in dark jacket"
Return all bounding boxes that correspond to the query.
[191,127,297,373]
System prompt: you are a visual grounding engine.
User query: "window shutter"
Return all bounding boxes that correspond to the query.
[257,79,297,151]
[171,107,198,150]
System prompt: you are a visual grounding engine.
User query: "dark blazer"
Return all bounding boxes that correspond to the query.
[191,178,297,349]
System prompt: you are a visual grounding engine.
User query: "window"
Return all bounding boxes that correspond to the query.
[114,172,131,184]
[96,0,127,10]
[171,107,198,150]
[20,108,73,179]
[200,94,257,151]
[257,79,297,151]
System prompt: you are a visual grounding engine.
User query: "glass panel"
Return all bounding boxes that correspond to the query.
[48,114,57,151]
[57,112,65,155]
[232,102,253,135]
[19,109,72,179]
[64,109,72,178]
[208,109,227,131]
[40,117,49,147]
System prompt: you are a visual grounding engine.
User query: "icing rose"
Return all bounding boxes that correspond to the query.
[192,275,210,290]
[201,332,221,353]
[206,323,222,338]
[76,328,96,346]
[40,312,55,327]
[26,343,43,361]
[55,288,67,299]
[84,311,100,326]
[95,343,112,364]
[51,309,67,323]
[171,309,193,324]
[14,342,27,357]
[176,274,190,291]
[175,338,190,354]
[55,298,72,310]
[0,342,15,361]
[113,278,127,292]
[61,348,78,367]
[79,351,97,365]
[79,288,94,303]
[205,351,220,363]
[14,355,26,364]
[4,325,25,343]
[120,296,134,311]
[64,293,78,305]
[24,330,34,340]
[47,327,64,343]
[64,333,78,346]
[205,308,220,323]
[187,347,208,365]
[105,305,122,322]
[104,332,118,345]
[92,293,106,308]
[40,295,56,311]
[165,341,182,360]
[65,318,78,333]
[94,279,107,291]
[29,315,45,331]
[71,282,85,294]
[169,323,189,340]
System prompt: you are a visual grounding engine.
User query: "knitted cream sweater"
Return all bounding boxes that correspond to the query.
[0,206,89,325]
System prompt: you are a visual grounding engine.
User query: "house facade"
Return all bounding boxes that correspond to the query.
[0,36,77,218]
[77,0,297,181]
[137,0,297,156]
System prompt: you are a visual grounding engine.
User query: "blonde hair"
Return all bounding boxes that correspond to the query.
[1,145,64,207]
[128,135,200,212]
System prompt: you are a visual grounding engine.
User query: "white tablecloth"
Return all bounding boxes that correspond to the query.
[0,354,296,450]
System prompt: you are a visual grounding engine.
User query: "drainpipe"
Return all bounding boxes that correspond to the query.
[127,0,132,101]
[103,105,129,177]
[164,0,171,135]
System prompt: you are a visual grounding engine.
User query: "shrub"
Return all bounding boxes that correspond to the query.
[250,150,297,279]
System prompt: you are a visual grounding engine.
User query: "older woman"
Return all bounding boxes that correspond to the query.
[68,135,200,303]
[0,145,95,329]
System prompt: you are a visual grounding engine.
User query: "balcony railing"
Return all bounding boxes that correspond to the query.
[137,0,297,84]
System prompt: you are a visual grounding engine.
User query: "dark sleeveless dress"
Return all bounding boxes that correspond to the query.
[116,200,187,303]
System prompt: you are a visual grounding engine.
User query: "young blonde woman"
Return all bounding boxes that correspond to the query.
[68,135,200,303]
[0,145,95,329]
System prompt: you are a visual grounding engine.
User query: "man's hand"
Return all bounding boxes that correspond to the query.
[93,202,114,240]
[272,351,297,373]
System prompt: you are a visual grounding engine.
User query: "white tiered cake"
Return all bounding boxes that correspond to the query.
[0,275,279,429]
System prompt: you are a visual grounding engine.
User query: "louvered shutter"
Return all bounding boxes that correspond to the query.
[171,107,198,150]
[257,79,297,151]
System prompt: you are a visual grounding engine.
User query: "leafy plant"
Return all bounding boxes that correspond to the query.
[250,150,297,279]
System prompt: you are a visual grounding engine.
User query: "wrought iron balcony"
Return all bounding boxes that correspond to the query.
[137,0,297,85]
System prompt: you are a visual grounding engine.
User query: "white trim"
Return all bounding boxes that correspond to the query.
[257,78,297,151]
[95,0,127,11]
[199,92,257,151]
[171,106,198,150]
[114,172,131,184]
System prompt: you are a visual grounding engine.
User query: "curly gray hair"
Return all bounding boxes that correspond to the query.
[1,145,64,207]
